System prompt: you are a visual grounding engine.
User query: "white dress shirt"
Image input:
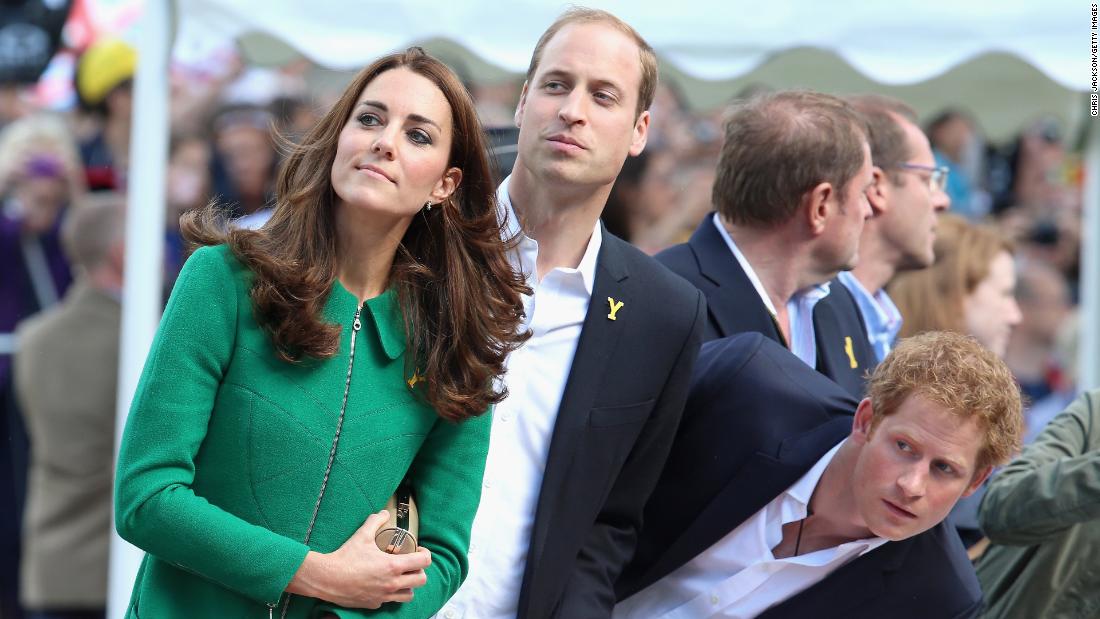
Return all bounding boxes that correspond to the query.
[712,214,829,368]
[436,175,602,619]
[614,441,887,619]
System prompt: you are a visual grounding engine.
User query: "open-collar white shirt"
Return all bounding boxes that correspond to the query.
[614,440,887,619]
[712,214,830,369]
[437,175,602,619]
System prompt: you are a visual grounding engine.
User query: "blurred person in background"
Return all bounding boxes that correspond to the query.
[1002,258,1072,404]
[841,95,951,363]
[0,111,85,619]
[976,388,1100,618]
[270,95,321,144]
[163,132,212,282]
[627,81,721,253]
[998,210,1082,303]
[656,90,877,398]
[927,109,989,220]
[889,213,1021,548]
[1019,311,1079,446]
[209,103,278,219]
[600,150,646,242]
[14,194,125,619]
[1004,118,1076,214]
[632,152,717,254]
[74,38,135,192]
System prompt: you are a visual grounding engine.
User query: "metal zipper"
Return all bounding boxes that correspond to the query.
[276,303,363,619]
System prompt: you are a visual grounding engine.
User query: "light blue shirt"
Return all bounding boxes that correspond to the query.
[837,270,902,364]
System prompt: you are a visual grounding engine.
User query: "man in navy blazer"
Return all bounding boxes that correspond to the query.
[439,8,705,619]
[656,91,876,398]
[615,331,1023,618]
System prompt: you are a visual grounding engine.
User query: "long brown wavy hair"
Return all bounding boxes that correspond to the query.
[182,47,529,421]
[889,213,1014,340]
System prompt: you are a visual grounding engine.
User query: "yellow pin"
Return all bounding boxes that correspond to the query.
[843,336,858,369]
[607,297,624,320]
[407,370,425,389]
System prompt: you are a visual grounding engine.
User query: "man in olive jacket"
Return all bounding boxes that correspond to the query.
[977,390,1100,618]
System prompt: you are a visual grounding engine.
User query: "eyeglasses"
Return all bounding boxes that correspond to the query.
[893,163,949,193]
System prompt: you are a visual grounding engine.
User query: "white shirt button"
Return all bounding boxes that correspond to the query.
[483,480,492,489]
[710,594,720,606]
[444,609,456,619]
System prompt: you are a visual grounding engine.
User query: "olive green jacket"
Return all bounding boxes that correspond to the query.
[115,245,490,619]
[977,390,1100,618]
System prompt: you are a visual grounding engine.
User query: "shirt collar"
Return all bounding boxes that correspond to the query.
[786,440,845,512]
[837,271,902,335]
[712,213,830,315]
[497,173,602,296]
[498,174,523,243]
[329,283,406,360]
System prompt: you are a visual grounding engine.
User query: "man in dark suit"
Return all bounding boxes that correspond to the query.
[438,8,705,619]
[615,330,1023,618]
[656,91,876,398]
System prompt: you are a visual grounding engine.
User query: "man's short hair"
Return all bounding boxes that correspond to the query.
[712,90,869,228]
[866,330,1023,471]
[62,193,125,272]
[847,94,919,184]
[525,7,658,117]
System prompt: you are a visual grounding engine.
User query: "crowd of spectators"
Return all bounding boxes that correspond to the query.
[0,32,1087,619]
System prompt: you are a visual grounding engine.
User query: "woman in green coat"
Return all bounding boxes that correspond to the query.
[114,47,528,619]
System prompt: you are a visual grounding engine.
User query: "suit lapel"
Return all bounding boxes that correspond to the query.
[812,296,850,388]
[813,284,870,398]
[522,232,630,609]
[636,416,852,589]
[690,215,782,342]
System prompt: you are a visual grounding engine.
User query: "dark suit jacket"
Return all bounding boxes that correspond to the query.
[616,333,983,619]
[655,214,876,398]
[516,229,706,619]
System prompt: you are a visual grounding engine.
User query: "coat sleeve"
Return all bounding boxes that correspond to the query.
[979,390,1100,545]
[114,246,310,606]
[554,290,706,618]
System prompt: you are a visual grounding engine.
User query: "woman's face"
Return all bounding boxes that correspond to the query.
[330,67,459,219]
[963,250,1022,357]
[14,175,67,234]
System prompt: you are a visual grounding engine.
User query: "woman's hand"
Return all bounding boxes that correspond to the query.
[288,510,432,609]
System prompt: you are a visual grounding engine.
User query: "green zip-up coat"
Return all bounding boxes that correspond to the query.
[977,390,1100,618]
[115,245,490,619]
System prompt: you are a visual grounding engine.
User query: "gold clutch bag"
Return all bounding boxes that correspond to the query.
[374,479,418,554]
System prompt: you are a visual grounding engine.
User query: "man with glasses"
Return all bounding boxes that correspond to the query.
[841,95,951,362]
[655,90,876,398]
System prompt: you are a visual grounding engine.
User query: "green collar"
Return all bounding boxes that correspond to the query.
[328,282,406,361]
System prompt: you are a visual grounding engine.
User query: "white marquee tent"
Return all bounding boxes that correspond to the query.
[110,1,1097,615]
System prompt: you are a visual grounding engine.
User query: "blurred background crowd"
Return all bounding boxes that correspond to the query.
[0,0,1091,618]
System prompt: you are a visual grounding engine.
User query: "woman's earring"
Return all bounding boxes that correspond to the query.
[424,201,433,212]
